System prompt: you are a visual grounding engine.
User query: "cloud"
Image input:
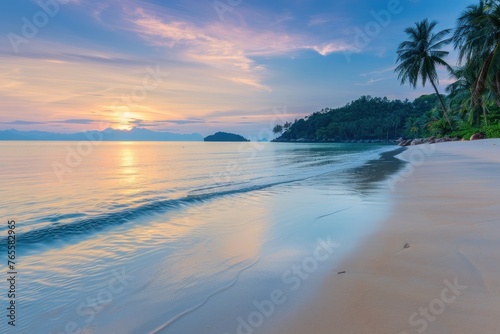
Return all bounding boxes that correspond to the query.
[204,106,304,119]
[355,77,392,86]
[151,119,206,125]
[0,119,101,125]
[165,119,205,125]
[1,0,425,135]
[129,9,269,90]
[130,118,205,126]
[360,66,396,77]
[0,48,144,67]
[0,120,44,125]
[357,65,397,86]
[125,6,358,90]
[272,12,294,25]
[437,78,455,86]
[308,16,332,26]
[91,3,112,22]
[56,119,99,124]
[311,42,356,56]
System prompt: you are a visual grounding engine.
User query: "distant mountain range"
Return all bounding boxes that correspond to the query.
[0,128,203,141]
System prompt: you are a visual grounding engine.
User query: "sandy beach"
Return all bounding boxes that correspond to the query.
[271,139,500,334]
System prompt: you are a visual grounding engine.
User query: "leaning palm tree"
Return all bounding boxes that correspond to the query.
[395,19,453,128]
[453,0,500,124]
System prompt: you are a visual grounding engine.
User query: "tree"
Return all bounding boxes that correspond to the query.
[453,0,500,124]
[272,124,283,135]
[446,64,483,125]
[395,19,454,128]
[404,116,421,137]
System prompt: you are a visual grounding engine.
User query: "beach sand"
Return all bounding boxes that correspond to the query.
[271,139,500,334]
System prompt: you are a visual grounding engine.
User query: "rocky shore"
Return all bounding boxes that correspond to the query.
[398,132,486,147]
[272,138,399,144]
[398,136,460,146]
[272,132,488,146]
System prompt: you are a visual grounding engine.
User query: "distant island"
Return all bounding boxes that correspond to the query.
[0,128,203,141]
[204,132,249,142]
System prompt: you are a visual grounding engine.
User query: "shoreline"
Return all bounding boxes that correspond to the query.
[269,139,500,334]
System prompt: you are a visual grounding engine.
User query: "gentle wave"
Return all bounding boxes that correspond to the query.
[1,178,309,250]
[2,145,397,252]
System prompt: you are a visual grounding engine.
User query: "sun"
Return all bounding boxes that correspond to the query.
[116,111,135,130]
[117,124,133,130]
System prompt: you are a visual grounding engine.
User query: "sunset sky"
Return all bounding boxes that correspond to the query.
[1,0,474,136]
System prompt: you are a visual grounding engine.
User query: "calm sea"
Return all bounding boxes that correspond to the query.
[0,141,401,334]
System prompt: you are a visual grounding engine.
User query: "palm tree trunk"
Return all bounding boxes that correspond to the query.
[482,103,488,126]
[476,43,500,98]
[430,79,453,128]
[475,52,495,98]
[495,72,500,108]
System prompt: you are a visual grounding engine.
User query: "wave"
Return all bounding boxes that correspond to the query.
[0,179,305,250]
[3,146,399,251]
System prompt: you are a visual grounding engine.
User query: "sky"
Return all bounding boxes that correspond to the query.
[0,0,476,137]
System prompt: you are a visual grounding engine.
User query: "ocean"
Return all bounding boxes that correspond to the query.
[0,141,403,334]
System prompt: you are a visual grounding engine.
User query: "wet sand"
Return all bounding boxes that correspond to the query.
[271,139,500,334]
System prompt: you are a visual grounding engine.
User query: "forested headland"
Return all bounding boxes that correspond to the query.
[274,0,500,143]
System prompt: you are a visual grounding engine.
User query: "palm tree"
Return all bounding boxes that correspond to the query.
[395,19,453,128]
[426,110,451,136]
[453,0,500,124]
[404,116,421,137]
[446,64,483,125]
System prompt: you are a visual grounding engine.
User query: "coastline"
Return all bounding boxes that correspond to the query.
[269,139,500,334]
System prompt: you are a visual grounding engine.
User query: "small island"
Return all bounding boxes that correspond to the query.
[204,132,249,142]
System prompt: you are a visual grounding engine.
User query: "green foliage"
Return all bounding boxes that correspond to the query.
[486,103,500,123]
[274,92,500,142]
[484,124,500,138]
[453,0,500,110]
[448,124,481,140]
[204,132,249,142]
[427,117,452,137]
[275,95,441,141]
[272,124,283,135]
[394,1,500,131]
[448,122,500,140]
[395,19,453,127]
